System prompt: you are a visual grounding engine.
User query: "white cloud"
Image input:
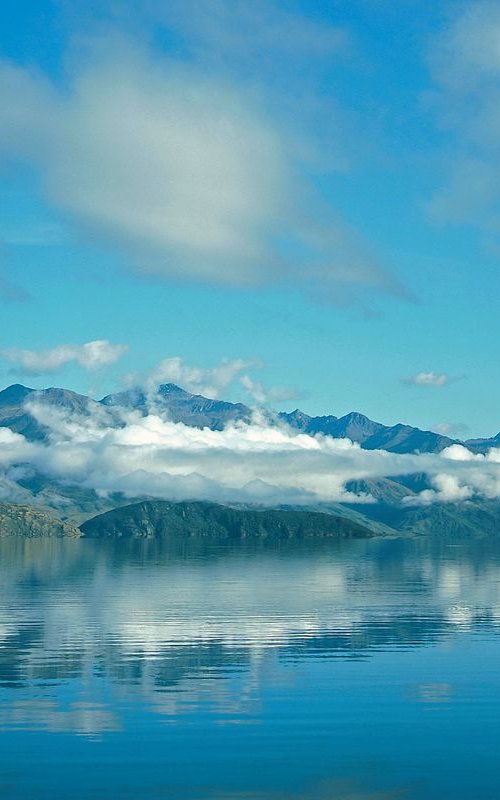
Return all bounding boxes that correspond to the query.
[2,340,127,375]
[434,422,469,437]
[426,3,500,231]
[159,0,350,66]
[239,374,299,406]
[0,427,37,468]
[402,371,451,387]
[441,444,482,462]
[127,355,297,406]
[403,444,500,505]
[0,43,285,285]
[144,356,255,399]
[1,398,500,508]
[428,2,500,93]
[0,32,406,303]
[20,400,364,505]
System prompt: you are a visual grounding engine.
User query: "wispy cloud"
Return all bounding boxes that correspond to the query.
[127,355,297,405]
[0,8,408,305]
[1,222,68,247]
[239,374,300,406]
[2,340,127,375]
[426,2,500,235]
[401,371,463,388]
[0,249,31,302]
[160,0,351,68]
[434,422,469,437]
[142,356,255,399]
[0,271,31,303]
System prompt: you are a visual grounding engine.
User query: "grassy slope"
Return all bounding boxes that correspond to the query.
[80,500,388,540]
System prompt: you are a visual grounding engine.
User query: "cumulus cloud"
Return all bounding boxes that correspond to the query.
[2,339,127,375]
[126,354,297,406]
[0,26,406,303]
[2,398,500,508]
[0,428,37,473]
[402,371,451,387]
[143,356,255,399]
[403,444,500,505]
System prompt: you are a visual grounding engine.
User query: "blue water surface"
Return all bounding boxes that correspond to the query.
[0,536,499,799]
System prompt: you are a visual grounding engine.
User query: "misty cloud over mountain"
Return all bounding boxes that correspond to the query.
[2,381,500,509]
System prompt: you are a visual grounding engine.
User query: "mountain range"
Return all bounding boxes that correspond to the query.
[0,380,495,453]
[1,380,500,540]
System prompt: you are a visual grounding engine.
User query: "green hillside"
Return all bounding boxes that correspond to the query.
[79,500,386,540]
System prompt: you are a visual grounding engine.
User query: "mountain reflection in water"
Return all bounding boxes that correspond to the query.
[0,535,500,800]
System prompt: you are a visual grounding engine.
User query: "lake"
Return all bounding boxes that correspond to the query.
[0,535,499,799]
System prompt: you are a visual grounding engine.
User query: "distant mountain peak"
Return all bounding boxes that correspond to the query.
[0,384,34,403]
[338,411,374,425]
[158,383,191,397]
[100,386,146,408]
[37,387,86,400]
[285,409,312,422]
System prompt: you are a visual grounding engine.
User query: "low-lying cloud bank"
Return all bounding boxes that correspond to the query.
[2,400,500,508]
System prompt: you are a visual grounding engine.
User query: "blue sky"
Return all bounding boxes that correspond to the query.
[1,0,499,437]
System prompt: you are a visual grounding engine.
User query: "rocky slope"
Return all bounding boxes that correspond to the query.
[0,504,81,537]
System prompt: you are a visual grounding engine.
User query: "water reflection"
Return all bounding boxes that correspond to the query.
[1,536,500,799]
[1,537,500,731]
[205,778,409,800]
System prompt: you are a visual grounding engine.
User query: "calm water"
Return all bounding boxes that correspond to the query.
[1,535,500,799]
